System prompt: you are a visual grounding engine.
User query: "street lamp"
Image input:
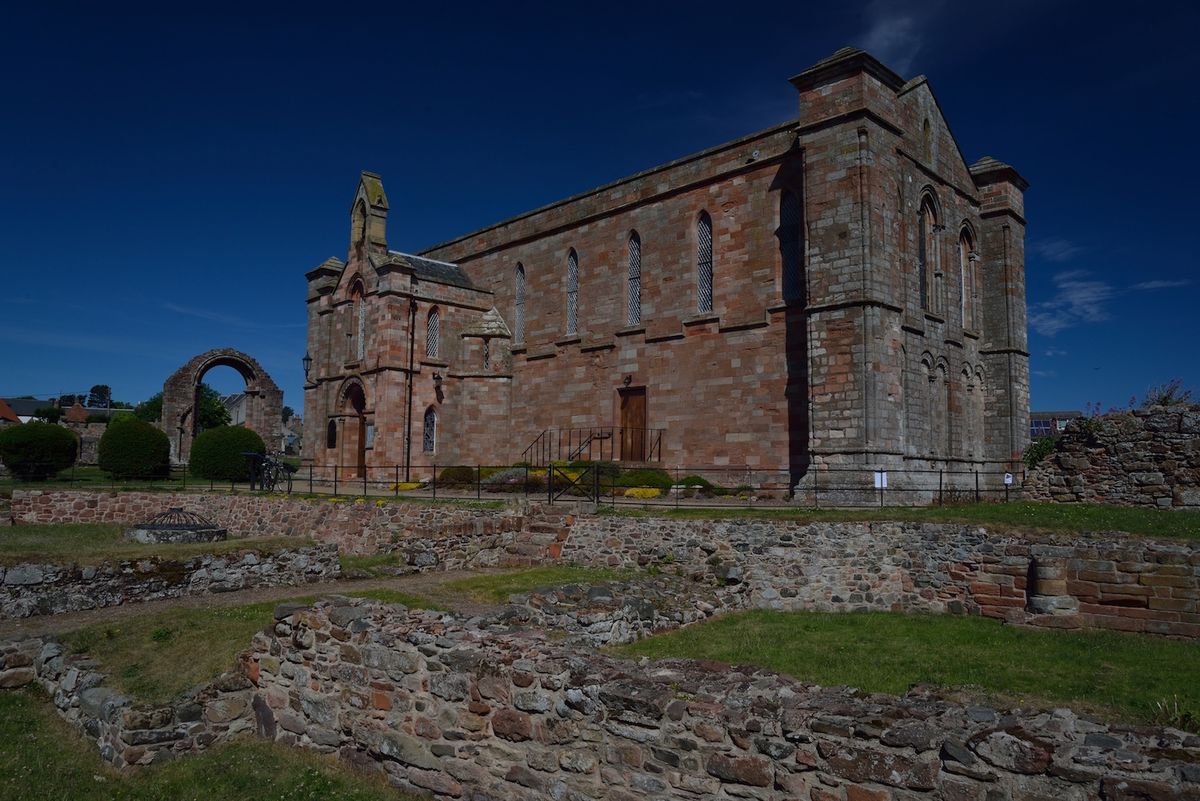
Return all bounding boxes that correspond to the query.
[302,351,313,381]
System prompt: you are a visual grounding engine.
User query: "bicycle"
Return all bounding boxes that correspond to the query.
[243,451,297,493]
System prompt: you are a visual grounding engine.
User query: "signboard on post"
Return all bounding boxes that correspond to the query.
[874,471,888,489]
[1004,472,1013,486]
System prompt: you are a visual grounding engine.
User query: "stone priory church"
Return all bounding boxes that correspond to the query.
[301,48,1030,493]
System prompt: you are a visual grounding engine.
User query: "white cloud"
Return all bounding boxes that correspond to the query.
[1131,279,1189,291]
[1030,271,1186,337]
[857,0,931,75]
[1044,348,1068,358]
[1031,238,1083,263]
[163,303,304,330]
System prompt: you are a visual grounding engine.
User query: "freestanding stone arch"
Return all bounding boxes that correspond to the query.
[161,348,284,464]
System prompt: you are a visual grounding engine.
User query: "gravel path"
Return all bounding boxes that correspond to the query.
[0,569,505,640]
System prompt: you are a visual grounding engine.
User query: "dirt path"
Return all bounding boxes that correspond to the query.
[0,569,507,640]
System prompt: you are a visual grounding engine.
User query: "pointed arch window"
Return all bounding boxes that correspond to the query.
[349,280,366,361]
[425,307,440,359]
[696,211,713,314]
[626,232,642,326]
[959,227,977,329]
[326,420,337,449]
[514,264,526,342]
[422,407,436,453]
[566,249,579,335]
[918,195,939,312]
[779,190,803,303]
[922,118,932,162]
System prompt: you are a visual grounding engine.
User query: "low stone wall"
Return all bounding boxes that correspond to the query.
[0,544,340,619]
[1024,404,1200,507]
[563,518,1200,639]
[242,598,1200,801]
[11,491,1200,638]
[0,636,254,768]
[9,489,572,558]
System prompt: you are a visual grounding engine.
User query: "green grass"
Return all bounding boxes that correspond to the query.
[0,523,310,566]
[444,566,635,603]
[338,552,404,576]
[619,609,1200,726]
[0,465,191,493]
[0,688,414,801]
[61,592,438,704]
[604,501,1200,540]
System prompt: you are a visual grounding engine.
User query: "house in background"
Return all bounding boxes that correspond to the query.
[0,398,49,423]
[1030,410,1082,440]
[221,393,248,426]
[0,398,20,426]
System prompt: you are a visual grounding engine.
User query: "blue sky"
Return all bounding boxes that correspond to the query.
[1,0,1197,414]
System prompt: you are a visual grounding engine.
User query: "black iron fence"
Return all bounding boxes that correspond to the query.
[4,461,1026,509]
[521,427,664,466]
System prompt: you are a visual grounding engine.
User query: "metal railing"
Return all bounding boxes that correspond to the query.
[521,427,665,466]
[3,461,1026,509]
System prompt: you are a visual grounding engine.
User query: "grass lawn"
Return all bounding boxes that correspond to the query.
[0,687,414,801]
[0,465,191,494]
[606,501,1200,540]
[619,609,1200,727]
[444,565,635,603]
[0,523,309,566]
[62,591,438,705]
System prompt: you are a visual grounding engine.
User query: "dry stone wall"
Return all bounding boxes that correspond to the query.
[1024,405,1200,508]
[0,544,339,619]
[243,598,1199,801]
[0,636,255,768]
[9,489,572,559]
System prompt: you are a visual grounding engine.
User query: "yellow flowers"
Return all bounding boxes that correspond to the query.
[623,487,661,499]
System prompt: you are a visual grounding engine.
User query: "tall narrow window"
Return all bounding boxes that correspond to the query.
[626,232,641,326]
[326,420,337,449]
[422,407,436,453]
[959,228,976,329]
[922,118,932,162]
[918,195,938,312]
[696,211,713,313]
[566,249,579,335]
[425,307,440,359]
[349,280,365,361]
[514,264,526,342]
[482,338,490,369]
[779,190,803,303]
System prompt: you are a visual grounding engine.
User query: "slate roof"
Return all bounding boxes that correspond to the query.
[374,251,478,291]
[1,398,47,417]
[461,307,512,339]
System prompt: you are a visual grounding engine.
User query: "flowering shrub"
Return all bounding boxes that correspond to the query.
[624,487,661,499]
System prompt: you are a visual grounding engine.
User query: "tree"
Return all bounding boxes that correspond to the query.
[87,384,112,409]
[98,418,170,479]
[0,422,78,480]
[134,393,163,424]
[57,393,86,408]
[189,426,265,481]
[33,406,62,424]
[196,384,231,431]
[282,405,295,423]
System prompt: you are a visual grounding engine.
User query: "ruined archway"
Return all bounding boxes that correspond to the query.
[161,348,284,463]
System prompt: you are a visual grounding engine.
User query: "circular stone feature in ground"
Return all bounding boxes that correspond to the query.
[124,507,227,544]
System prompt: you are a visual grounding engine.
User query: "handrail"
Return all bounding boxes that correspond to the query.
[520,426,666,467]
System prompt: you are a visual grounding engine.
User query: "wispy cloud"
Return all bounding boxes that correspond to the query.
[856,0,937,75]
[0,325,173,358]
[1030,271,1186,336]
[1033,369,1057,379]
[1031,238,1084,263]
[1044,348,1068,358]
[163,303,305,330]
[1131,279,1190,291]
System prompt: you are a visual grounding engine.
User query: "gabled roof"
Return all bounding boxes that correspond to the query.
[0,398,19,423]
[1,398,47,416]
[373,251,479,290]
[461,307,512,339]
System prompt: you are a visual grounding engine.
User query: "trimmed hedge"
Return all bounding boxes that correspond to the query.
[438,465,477,485]
[0,423,78,480]
[189,426,265,481]
[98,418,170,479]
[616,467,674,490]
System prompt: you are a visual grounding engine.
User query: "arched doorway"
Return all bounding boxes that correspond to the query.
[160,348,284,464]
[339,381,367,479]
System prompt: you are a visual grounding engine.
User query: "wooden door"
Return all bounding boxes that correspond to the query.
[620,388,647,461]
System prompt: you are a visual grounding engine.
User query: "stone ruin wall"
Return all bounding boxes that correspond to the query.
[10,490,1200,638]
[1024,404,1200,508]
[12,597,1198,800]
[0,544,340,620]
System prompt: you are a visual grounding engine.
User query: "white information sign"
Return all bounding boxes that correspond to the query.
[1003,472,1013,486]
[873,470,888,489]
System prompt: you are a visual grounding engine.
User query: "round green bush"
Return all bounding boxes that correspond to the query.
[0,422,78,480]
[438,465,477,485]
[189,426,266,481]
[98,418,170,479]
[616,467,674,490]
